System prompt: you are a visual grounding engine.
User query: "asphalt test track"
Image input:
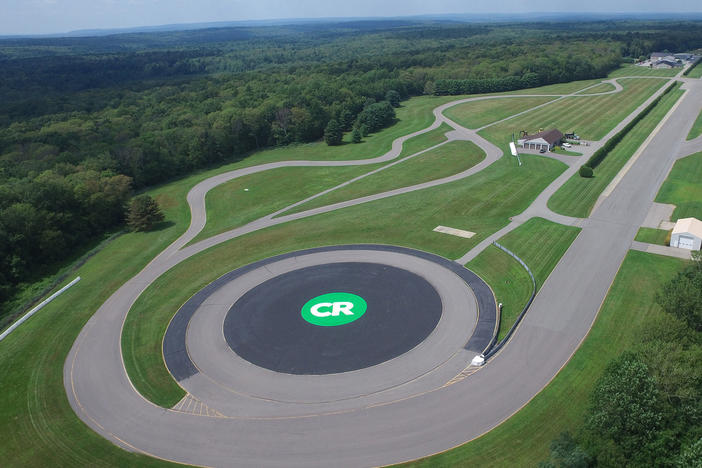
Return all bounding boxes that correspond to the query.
[64,73,702,467]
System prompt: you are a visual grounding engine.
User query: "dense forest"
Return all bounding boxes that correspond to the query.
[2,19,702,316]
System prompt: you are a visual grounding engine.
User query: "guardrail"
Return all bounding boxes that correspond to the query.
[482,242,536,360]
[0,277,80,342]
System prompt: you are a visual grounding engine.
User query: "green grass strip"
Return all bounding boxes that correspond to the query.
[575,82,616,94]
[282,140,486,216]
[468,218,580,342]
[687,109,702,140]
[548,82,684,218]
[405,250,686,467]
[444,96,556,130]
[398,122,453,158]
[655,151,702,220]
[191,165,379,244]
[608,64,679,78]
[635,227,670,245]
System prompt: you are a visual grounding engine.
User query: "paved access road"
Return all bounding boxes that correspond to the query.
[64,75,702,467]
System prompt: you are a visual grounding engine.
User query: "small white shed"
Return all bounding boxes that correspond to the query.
[670,217,702,251]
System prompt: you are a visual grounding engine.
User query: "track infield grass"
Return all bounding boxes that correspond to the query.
[443,96,557,130]
[607,64,680,78]
[191,164,381,244]
[479,78,667,147]
[548,82,684,218]
[468,218,580,342]
[405,250,687,467]
[655,151,702,221]
[575,82,616,94]
[281,140,486,216]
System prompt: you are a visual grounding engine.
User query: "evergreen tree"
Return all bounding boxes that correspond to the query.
[324,119,343,146]
[126,194,164,231]
[351,126,362,144]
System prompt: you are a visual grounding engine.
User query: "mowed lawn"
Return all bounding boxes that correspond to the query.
[443,96,557,130]
[685,62,702,78]
[635,227,670,245]
[283,140,486,215]
[608,64,680,77]
[575,82,616,94]
[468,218,581,341]
[505,79,602,95]
[479,78,666,147]
[191,164,380,243]
[548,83,684,218]
[399,122,453,158]
[687,109,702,140]
[124,153,567,407]
[655,151,702,220]
[406,250,686,467]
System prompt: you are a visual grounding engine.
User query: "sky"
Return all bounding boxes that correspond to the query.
[2,0,702,36]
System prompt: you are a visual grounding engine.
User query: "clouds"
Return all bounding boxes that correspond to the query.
[1,0,701,35]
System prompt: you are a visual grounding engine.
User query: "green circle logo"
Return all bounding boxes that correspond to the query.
[301,292,367,327]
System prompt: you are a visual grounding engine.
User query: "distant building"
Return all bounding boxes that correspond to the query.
[654,59,682,69]
[650,52,669,60]
[517,129,563,151]
[670,218,702,251]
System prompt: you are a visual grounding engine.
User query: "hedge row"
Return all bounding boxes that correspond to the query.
[683,58,701,76]
[581,82,677,176]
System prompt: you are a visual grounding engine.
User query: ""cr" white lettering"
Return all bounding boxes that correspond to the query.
[310,302,355,317]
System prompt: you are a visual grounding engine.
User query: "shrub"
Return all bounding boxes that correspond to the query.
[579,165,594,178]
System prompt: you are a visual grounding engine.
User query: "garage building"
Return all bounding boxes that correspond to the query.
[670,217,702,251]
[517,129,563,152]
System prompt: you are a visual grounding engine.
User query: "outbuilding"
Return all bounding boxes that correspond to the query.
[517,129,563,152]
[670,217,702,251]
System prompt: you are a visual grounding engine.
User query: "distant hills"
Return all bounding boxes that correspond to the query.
[3,12,702,40]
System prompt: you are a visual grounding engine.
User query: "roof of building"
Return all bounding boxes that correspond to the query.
[673,217,702,238]
[651,52,668,58]
[523,129,563,145]
[655,59,682,67]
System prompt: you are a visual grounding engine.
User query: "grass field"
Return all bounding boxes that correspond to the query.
[548,82,684,218]
[407,251,686,467]
[608,64,680,77]
[443,96,556,130]
[467,218,580,341]
[686,62,702,78]
[398,122,453,158]
[479,78,666,148]
[575,82,616,94]
[635,227,670,245]
[282,140,485,216]
[506,79,601,95]
[655,151,702,220]
[552,147,582,156]
[124,152,567,407]
[191,164,380,243]
[687,109,702,140]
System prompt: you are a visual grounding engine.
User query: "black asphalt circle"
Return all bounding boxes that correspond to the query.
[223,262,442,375]
[164,244,497,382]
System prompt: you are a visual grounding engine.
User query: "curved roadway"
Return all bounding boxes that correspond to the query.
[64,75,702,467]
